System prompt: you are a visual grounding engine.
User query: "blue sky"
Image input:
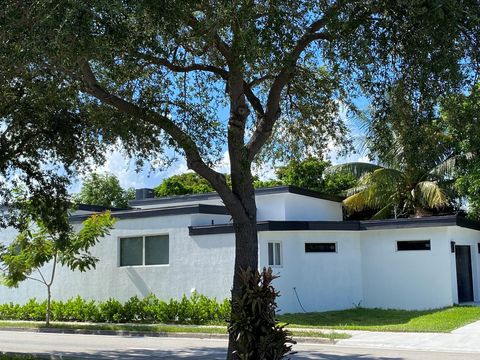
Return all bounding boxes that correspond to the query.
[69,108,368,194]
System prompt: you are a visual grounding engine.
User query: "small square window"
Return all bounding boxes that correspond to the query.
[268,242,282,266]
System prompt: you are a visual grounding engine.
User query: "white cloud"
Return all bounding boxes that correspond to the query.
[214,151,230,174]
[69,147,191,194]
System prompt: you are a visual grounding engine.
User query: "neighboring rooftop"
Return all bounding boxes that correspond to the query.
[128,185,344,207]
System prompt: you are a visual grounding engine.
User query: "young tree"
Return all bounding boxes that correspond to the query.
[0,212,115,325]
[75,173,134,208]
[2,1,478,357]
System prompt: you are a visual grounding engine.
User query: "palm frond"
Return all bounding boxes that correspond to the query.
[371,203,395,220]
[415,181,448,209]
[326,162,383,179]
[430,152,476,178]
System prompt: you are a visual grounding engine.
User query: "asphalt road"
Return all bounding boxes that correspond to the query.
[0,331,479,360]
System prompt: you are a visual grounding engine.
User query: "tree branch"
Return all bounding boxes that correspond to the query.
[136,52,229,78]
[246,4,341,160]
[76,58,238,207]
[27,276,47,286]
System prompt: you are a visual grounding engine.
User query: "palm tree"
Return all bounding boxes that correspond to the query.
[328,160,454,219]
[329,81,464,219]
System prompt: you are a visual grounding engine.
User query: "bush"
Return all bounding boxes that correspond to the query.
[0,293,231,325]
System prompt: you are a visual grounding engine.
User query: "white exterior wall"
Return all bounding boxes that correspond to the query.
[360,227,454,310]
[283,194,343,221]
[134,192,343,222]
[0,214,235,304]
[259,231,363,313]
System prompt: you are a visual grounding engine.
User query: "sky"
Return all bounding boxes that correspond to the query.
[68,109,369,194]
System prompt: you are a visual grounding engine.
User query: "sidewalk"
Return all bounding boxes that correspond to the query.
[334,320,480,353]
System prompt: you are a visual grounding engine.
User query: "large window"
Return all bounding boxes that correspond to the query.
[397,240,430,251]
[120,235,169,266]
[268,242,282,266]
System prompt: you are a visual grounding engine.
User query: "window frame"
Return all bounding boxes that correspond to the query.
[118,233,170,267]
[267,241,283,267]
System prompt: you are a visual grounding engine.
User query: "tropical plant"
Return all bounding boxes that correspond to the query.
[331,162,454,219]
[329,82,461,219]
[0,212,115,325]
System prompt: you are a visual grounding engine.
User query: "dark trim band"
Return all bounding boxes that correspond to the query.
[189,215,480,235]
[70,204,229,223]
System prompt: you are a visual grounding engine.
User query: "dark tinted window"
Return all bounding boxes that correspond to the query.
[145,235,169,265]
[120,237,143,266]
[305,243,336,253]
[397,240,430,251]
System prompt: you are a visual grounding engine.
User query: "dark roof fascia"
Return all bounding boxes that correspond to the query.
[358,215,458,230]
[189,220,359,236]
[189,215,480,235]
[70,204,228,223]
[128,185,344,207]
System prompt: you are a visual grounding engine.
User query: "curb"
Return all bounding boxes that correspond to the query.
[0,326,335,344]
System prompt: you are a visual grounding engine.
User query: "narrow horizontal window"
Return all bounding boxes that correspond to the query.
[305,243,336,253]
[397,240,430,251]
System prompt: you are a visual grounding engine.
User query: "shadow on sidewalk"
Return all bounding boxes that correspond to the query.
[38,348,403,360]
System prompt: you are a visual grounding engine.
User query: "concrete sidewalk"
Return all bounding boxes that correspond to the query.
[335,320,480,353]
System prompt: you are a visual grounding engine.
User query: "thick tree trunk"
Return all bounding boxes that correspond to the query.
[226,210,258,360]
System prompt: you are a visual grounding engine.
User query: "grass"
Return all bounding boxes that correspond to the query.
[278,306,480,332]
[0,355,37,360]
[0,320,348,340]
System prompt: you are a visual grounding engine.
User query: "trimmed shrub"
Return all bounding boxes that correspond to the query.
[0,293,231,325]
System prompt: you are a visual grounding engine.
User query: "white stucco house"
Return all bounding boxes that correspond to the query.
[1,185,480,313]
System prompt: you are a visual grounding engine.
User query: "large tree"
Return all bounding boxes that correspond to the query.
[74,172,134,208]
[1,1,478,357]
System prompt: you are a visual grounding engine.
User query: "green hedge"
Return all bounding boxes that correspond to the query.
[0,293,230,325]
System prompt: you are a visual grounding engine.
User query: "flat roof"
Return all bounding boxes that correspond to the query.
[189,215,480,235]
[128,185,344,207]
[70,204,228,223]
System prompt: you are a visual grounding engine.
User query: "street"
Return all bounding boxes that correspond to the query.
[1,331,479,360]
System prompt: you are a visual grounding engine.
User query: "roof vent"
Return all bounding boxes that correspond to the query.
[135,188,155,201]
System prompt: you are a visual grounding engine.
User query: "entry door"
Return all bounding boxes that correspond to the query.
[455,245,474,303]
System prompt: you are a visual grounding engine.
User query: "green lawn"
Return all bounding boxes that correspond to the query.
[278,306,480,332]
[0,321,348,340]
[0,355,37,360]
